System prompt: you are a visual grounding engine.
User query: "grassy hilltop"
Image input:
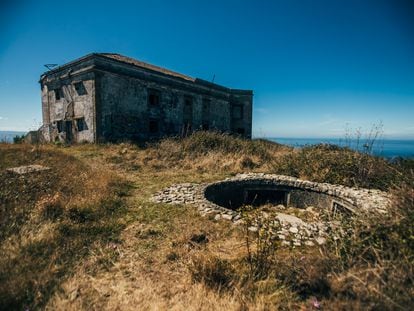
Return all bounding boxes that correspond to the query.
[0,132,413,310]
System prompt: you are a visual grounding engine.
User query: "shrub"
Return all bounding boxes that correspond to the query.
[272,144,402,190]
[13,134,25,144]
[326,176,414,308]
[189,254,236,291]
[150,131,285,161]
[240,206,281,280]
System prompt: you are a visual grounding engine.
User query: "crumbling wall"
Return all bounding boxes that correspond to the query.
[39,53,253,143]
[41,68,96,143]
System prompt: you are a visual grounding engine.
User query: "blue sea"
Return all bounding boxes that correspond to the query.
[268,137,414,159]
[0,131,27,143]
[1,131,413,159]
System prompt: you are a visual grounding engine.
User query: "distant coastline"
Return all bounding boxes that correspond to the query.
[1,131,413,158]
[268,137,414,159]
[0,131,26,143]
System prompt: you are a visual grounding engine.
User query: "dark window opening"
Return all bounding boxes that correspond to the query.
[74,82,87,95]
[183,96,193,136]
[149,120,159,133]
[148,89,160,106]
[232,104,243,119]
[54,88,64,101]
[244,189,287,206]
[170,96,178,108]
[76,118,87,132]
[202,99,210,114]
[236,128,245,135]
[185,97,192,107]
[183,97,193,116]
[56,120,64,133]
[65,121,73,142]
[202,98,210,130]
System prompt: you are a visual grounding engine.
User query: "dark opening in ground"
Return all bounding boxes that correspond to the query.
[204,182,291,210]
[204,179,355,212]
[245,189,287,206]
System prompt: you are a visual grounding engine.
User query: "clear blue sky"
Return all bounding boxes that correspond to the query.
[1,0,413,138]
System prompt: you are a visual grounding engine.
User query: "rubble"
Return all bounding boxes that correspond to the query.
[150,173,391,247]
[6,165,50,175]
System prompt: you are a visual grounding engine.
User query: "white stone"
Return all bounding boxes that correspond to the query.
[315,237,326,245]
[276,213,305,226]
[248,226,258,232]
[7,164,50,175]
[233,219,244,226]
[221,214,233,221]
[289,227,299,234]
[278,234,286,240]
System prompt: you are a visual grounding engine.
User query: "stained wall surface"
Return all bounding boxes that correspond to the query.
[39,53,253,143]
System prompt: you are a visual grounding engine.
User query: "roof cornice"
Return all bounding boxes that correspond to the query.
[39,53,253,95]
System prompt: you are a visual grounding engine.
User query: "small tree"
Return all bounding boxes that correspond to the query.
[13,134,25,144]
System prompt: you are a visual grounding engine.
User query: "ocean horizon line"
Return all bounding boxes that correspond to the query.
[259,136,414,141]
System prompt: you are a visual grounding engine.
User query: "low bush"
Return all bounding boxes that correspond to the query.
[146,131,288,169]
[189,254,236,291]
[325,177,414,309]
[272,144,403,190]
[240,206,281,280]
[13,134,25,144]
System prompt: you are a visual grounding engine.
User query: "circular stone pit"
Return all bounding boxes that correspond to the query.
[151,173,390,246]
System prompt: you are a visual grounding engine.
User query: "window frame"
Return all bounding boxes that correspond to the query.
[76,118,86,132]
[56,120,64,133]
[74,81,87,96]
[54,88,63,101]
[148,89,161,106]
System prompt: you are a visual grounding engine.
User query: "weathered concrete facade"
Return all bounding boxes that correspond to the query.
[39,53,253,143]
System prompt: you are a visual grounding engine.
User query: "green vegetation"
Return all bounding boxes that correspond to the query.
[0,132,412,310]
[12,134,25,144]
[272,144,404,190]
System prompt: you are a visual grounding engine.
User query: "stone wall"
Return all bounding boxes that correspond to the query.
[39,53,253,143]
[94,58,252,141]
[40,61,96,143]
[151,173,391,221]
[96,70,235,141]
[151,174,391,247]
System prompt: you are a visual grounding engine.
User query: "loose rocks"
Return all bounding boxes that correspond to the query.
[150,173,391,247]
[6,164,50,175]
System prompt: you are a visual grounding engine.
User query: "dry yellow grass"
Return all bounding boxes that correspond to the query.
[1,133,413,310]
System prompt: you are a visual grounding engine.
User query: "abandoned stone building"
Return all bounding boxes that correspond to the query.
[39,53,253,143]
